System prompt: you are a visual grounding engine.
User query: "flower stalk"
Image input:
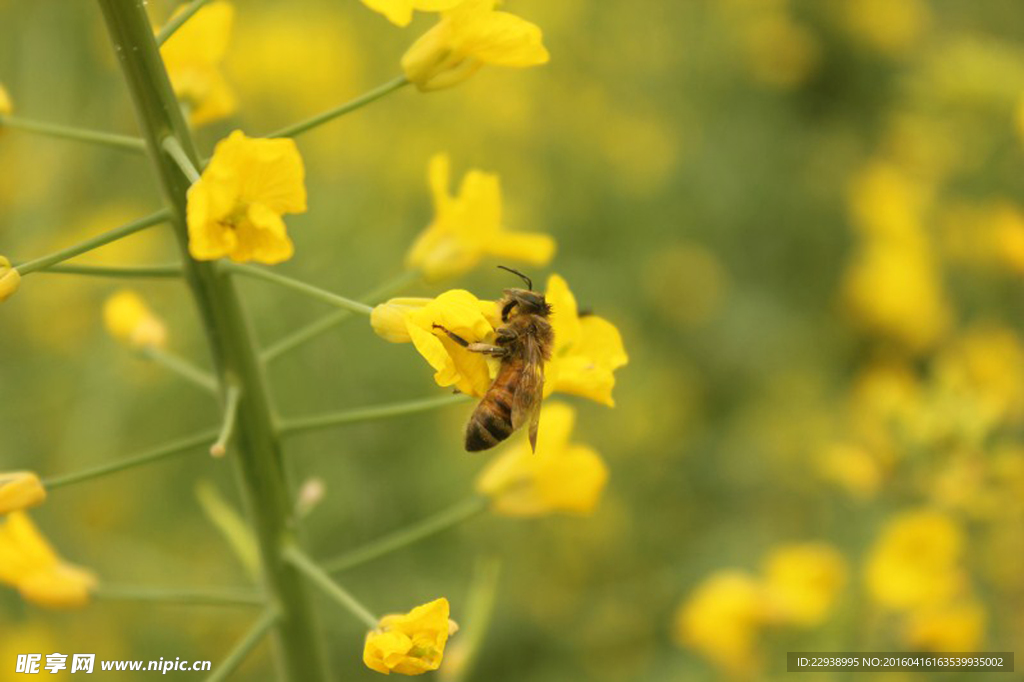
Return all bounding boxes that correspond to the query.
[221,262,373,316]
[94,585,265,607]
[278,393,470,436]
[97,1,329,679]
[283,545,380,629]
[268,75,409,139]
[0,113,146,153]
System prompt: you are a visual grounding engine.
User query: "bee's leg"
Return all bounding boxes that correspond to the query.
[467,343,507,357]
[432,324,470,347]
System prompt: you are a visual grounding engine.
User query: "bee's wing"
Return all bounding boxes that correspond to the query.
[512,339,545,452]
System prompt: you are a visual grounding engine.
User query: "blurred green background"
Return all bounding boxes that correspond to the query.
[2,0,1024,679]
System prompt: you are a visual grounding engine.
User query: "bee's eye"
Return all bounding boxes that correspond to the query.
[501,300,518,321]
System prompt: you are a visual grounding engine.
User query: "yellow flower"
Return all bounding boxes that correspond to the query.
[407,154,555,280]
[864,509,965,611]
[0,512,97,609]
[363,598,455,675]
[475,402,608,517]
[544,274,629,407]
[906,600,986,651]
[186,130,307,264]
[0,255,20,303]
[0,83,11,115]
[761,543,847,627]
[673,570,764,676]
[401,0,549,92]
[371,275,627,405]
[159,1,237,126]
[842,0,931,56]
[361,0,462,27]
[103,290,168,349]
[0,473,46,515]
[816,442,882,500]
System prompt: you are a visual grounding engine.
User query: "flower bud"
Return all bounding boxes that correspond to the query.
[0,256,20,303]
[103,290,168,349]
[0,472,46,515]
[370,297,430,343]
[0,83,11,116]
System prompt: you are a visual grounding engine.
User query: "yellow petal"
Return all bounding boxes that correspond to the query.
[187,180,238,261]
[545,274,581,353]
[0,83,11,115]
[371,298,433,343]
[484,232,556,265]
[0,472,46,515]
[160,1,234,66]
[18,563,97,610]
[364,598,452,675]
[0,255,21,303]
[448,3,550,67]
[103,290,168,349]
[761,543,847,627]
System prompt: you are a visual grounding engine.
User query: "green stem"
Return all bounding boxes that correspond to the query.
[155,0,214,45]
[210,385,242,456]
[0,113,146,153]
[14,209,170,276]
[43,428,217,490]
[94,585,265,607]
[98,3,329,680]
[163,135,201,183]
[278,394,471,436]
[323,497,487,574]
[261,269,421,363]
[268,76,409,139]
[284,546,379,629]
[37,263,182,278]
[205,609,280,682]
[222,262,372,316]
[140,345,219,393]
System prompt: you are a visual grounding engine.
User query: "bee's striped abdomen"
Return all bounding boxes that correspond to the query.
[465,365,518,452]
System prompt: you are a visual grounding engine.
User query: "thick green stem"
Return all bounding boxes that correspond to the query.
[0,113,146,152]
[98,2,328,680]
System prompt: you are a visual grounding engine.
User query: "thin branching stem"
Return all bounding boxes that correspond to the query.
[42,428,218,490]
[323,497,488,574]
[210,385,242,456]
[140,345,219,393]
[268,76,409,139]
[284,546,379,629]
[261,269,421,363]
[94,585,265,607]
[155,0,214,45]
[205,608,280,682]
[14,209,171,276]
[278,393,471,436]
[221,262,373,316]
[0,113,146,152]
[37,263,183,278]
[163,135,201,183]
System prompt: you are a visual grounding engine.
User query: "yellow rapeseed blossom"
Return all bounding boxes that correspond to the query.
[103,290,168,350]
[741,13,820,89]
[0,83,11,115]
[673,570,764,676]
[371,275,627,405]
[0,472,46,515]
[906,600,986,651]
[406,154,555,280]
[186,130,307,264]
[816,442,882,500]
[361,0,462,27]
[159,1,237,126]
[475,402,608,517]
[0,512,97,609]
[401,0,549,92]
[0,255,20,303]
[864,509,965,611]
[363,598,455,675]
[761,543,847,627]
[842,0,931,56]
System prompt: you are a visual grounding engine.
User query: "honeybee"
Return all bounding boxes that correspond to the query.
[433,266,554,452]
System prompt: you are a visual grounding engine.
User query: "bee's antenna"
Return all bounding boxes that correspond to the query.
[497,265,532,291]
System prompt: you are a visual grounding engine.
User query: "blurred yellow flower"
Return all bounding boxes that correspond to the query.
[761,543,847,626]
[401,0,549,92]
[0,472,46,515]
[865,509,965,611]
[0,255,20,303]
[103,290,168,350]
[0,83,11,115]
[361,0,462,27]
[0,512,97,609]
[906,600,986,651]
[364,597,455,675]
[544,274,629,407]
[407,154,555,280]
[372,290,497,396]
[159,1,237,126]
[475,402,608,517]
[842,0,930,56]
[186,130,307,264]
[371,275,627,405]
[742,13,820,89]
[673,570,764,676]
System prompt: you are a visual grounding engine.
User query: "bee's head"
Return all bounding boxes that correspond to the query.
[497,266,550,321]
